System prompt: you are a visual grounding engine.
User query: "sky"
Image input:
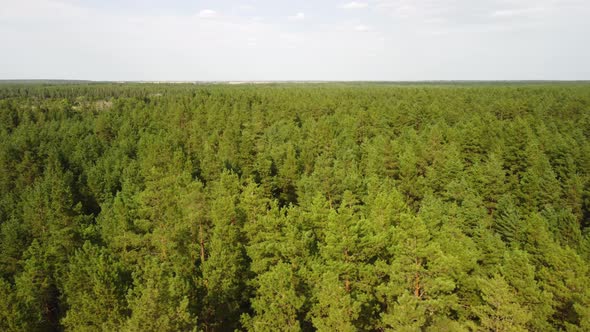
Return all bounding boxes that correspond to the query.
[1,0,589,81]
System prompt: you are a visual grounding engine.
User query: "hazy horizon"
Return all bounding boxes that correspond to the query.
[2,0,589,81]
[3,79,590,83]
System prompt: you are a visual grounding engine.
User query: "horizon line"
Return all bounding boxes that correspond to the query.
[2,79,590,84]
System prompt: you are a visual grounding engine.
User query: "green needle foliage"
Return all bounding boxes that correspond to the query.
[0,82,589,331]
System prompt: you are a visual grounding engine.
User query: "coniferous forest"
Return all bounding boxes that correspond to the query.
[2,83,590,332]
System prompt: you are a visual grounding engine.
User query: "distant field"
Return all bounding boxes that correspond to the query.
[1,83,589,331]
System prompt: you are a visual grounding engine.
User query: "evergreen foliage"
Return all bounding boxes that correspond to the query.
[0,83,589,331]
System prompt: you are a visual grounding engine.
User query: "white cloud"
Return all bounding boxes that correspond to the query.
[375,0,583,25]
[288,12,305,21]
[341,2,369,9]
[354,24,372,32]
[0,0,89,20]
[198,9,217,19]
[376,1,422,19]
[491,7,545,18]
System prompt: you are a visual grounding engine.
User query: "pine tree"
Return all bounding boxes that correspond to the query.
[0,278,26,332]
[378,213,459,330]
[125,258,197,332]
[242,263,304,332]
[201,171,248,331]
[61,242,129,331]
[310,271,360,332]
[474,275,531,332]
[500,250,553,331]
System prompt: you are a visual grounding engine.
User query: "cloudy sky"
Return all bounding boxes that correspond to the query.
[1,0,589,80]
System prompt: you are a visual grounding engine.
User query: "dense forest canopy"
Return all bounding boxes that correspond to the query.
[1,83,590,331]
